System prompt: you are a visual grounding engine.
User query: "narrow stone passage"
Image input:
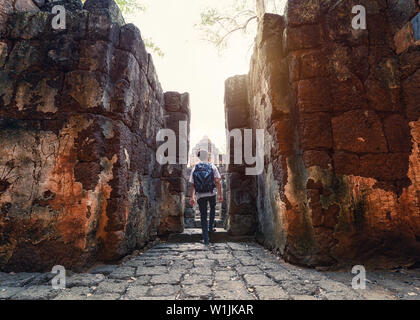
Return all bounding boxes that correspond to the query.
[1,242,419,300]
[0,0,420,301]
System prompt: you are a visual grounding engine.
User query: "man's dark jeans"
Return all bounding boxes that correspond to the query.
[197,195,216,245]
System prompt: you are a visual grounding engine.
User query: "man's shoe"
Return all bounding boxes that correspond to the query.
[205,243,213,249]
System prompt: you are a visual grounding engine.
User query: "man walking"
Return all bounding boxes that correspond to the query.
[189,149,223,247]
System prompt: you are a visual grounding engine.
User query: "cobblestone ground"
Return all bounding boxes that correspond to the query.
[1,242,420,300]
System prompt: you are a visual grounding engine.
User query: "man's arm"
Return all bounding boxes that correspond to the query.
[189,183,196,207]
[189,167,196,207]
[213,165,223,203]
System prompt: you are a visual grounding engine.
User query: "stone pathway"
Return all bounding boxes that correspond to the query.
[1,242,420,300]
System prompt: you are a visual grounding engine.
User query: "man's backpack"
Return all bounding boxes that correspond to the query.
[193,163,216,193]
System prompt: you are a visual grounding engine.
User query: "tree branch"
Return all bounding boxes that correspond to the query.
[216,15,257,46]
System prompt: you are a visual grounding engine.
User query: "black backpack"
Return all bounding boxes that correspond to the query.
[193,163,216,193]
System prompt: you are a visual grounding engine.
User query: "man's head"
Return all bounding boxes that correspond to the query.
[197,149,209,162]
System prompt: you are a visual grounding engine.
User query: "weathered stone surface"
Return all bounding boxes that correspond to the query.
[297,79,332,113]
[254,286,289,300]
[225,3,420,269]
[40,0,83,12]
[214,280,254,300]
[123,284,149,299]
[394,22,415,54]
[243,274,276,286]
[284,24,321,52]
[0,287,24,299]
[388,0,419,31]
[53,286,91,300]
[66,273,105,287]
[0,0,13,36]
[2,242,420,300]
[149,284,179,297]
[302,150,332,169]
[331,110,388,153]
[182,284,212,297]
[300,112,332,149]
[14,0,40,12]
[136,266,167,276]
[1,0,419,279]
[89,264,122,275]
[84,0,124,25]
[156,92,190,236]
[33,0,44,7]
[0,0,189,272]
[12,285,59,300]
[224,75,258,236]
[108,267,135,280]
[403,69,420,121]
[95,279,128,294]
[285,0,320,27]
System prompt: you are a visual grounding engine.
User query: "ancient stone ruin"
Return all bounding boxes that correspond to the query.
[0,0,189,271]
[0,0,419,273]
[158,92,190,235]
[224,0,420,269]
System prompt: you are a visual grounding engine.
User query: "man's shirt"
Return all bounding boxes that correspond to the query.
[189,162,221,200]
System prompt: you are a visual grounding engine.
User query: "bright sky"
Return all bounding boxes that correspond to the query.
[126,0,286,153]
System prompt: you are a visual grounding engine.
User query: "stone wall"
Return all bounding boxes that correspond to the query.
[224,76,257,236]
[225,0,420,268]
[184,167,195,228]
[219,165,228,224]
[157,92,190,235]
[0,0,189,271]
[0,0,14,37]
